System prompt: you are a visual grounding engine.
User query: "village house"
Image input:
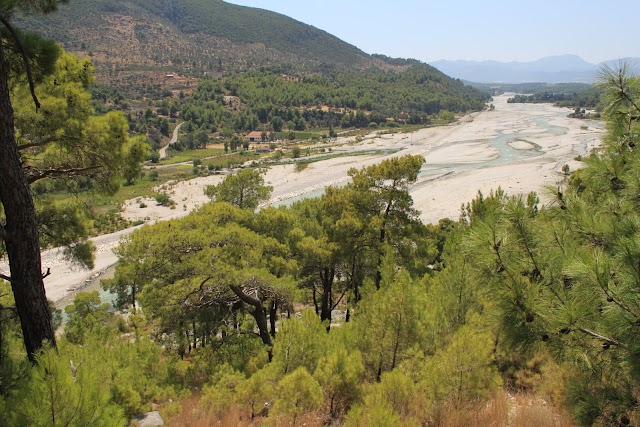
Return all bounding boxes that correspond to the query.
[245,131,265,142]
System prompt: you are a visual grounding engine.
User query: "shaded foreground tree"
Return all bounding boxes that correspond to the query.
[0,0,70,362]
[1,1,143,362]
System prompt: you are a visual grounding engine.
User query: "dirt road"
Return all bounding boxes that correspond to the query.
[158,122,183,160]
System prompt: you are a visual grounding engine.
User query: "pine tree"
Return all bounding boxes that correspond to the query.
[0,0,69,363]
[458,65,640,424]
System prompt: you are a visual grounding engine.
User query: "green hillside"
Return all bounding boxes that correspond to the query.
[18,0,378,72]
[147,0,369,67]
[16,0,489,119]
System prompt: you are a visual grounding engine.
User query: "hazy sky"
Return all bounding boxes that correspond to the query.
[227,0,639,63]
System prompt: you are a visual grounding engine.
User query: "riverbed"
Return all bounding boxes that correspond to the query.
[8,94,604,306]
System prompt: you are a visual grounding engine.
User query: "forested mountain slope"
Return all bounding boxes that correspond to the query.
[18,0,392,74]
[17,0,489,123]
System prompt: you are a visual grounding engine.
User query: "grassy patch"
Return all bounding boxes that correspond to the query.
[46,165,194,219]
[284,131,324,140]
[160,148,225,164]
[204,152,259,170]
[272,148,402,167]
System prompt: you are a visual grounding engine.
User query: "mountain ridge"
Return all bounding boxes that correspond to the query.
[430,55,640,83]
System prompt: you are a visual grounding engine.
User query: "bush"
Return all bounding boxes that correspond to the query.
[155,194,173,206]
[199,365,246,417]
[295,162,309,173]
[270,368,323,424]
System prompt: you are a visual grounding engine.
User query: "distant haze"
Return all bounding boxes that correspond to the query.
[226,0,640,64]
[430,55,640,84]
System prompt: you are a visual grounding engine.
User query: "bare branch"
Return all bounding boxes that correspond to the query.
[229,284,261,308]
[331,286,349,311]
[41,267,51,279]
[0,273,12,283]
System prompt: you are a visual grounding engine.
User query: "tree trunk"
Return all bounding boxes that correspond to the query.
[192,320,197,350]
[269,300,277,338]
[374,201,393,290]
[376,204,391,290]
[251,305,272,347]
[320,267,334,330]
[131,284,136,314]
[229,285,273,347]
[312,284,319,315]
[350,257,362,303]
[0,37,55,363]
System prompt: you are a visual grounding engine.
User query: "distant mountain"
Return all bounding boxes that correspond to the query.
[430,55,640,83]
[597,57,640,73]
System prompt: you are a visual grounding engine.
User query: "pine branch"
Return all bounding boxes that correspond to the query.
[26,165,101,185]
[18,136,60,152]
[0,16,40,111]
[579,328,626,348]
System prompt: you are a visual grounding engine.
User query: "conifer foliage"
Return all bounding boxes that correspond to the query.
[1,2,149,362]
[459,65,640,424]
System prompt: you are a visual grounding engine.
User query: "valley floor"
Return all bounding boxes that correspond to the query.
[37,94,604,304]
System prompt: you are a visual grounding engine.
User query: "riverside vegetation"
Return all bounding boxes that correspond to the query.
[1,3,640,427]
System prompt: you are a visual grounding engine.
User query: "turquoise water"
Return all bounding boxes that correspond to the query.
[273,187,328,207]
[56,274,119,322]
[274,107,576,206]
[420,110,569,178]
